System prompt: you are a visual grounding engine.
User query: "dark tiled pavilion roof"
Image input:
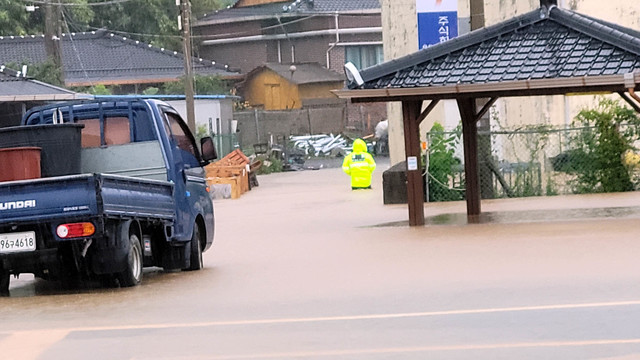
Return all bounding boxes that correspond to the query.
[339,5,640,97]
[0,30,240,87]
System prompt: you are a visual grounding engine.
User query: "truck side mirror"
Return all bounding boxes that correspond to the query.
[201,137,217,162]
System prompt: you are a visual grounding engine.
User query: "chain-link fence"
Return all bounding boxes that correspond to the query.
[425,123,640,202]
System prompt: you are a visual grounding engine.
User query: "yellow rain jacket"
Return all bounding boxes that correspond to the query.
[342,138,376,189]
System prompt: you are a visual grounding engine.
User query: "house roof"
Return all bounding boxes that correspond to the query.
[197,0,380,25]
[336,5,640,100]
[0,30,241,87]
[0,66,91,101]
[241,62,343,87]
[267,63,343,84]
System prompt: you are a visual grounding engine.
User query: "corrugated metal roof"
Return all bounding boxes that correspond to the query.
[0,30,240,87]
[355,6,640,90]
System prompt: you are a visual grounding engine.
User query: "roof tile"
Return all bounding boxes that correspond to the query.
[0,30,239,86]
[198,0,380,24]
[358,8,640,90]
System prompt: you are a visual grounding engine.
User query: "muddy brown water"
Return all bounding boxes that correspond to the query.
[375,206,640,227]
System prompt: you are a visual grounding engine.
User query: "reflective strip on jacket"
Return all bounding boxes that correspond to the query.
[342,139,376,188]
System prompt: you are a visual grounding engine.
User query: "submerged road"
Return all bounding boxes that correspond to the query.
[1,159,639,359]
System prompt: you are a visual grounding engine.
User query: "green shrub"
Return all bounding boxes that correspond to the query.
[256,155,283,175]
[427,123,464,202]
[568,98,640,193]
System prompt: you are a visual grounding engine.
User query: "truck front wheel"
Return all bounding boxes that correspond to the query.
[117,233,143,287]
[185,223,203,271]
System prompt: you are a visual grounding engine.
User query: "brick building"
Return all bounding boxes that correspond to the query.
[194,0,387,136]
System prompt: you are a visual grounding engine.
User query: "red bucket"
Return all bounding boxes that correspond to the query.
[0,147,42,182]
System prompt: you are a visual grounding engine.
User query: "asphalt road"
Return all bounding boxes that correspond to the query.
[1,160,639,359]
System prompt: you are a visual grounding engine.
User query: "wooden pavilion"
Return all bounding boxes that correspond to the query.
[335,0,640,226]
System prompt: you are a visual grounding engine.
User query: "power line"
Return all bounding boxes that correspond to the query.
[54,14,321,41]
[60,8,93,88]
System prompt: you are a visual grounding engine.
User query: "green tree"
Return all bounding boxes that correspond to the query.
[5,60,64,87]
[69,83,113,95]
[87,84,112,95]
[142,87,160,95]
[0,0,38,35]
[569,98,640,193]
[191,0,235,18]
[163,74,232,95]
[62,0,94,30]
[1,0,233,50]
[88,0,180,49]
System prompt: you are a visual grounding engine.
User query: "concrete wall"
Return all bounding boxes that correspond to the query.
[234,106,346,148]
[382,0,640,165]
[165,98,236,135]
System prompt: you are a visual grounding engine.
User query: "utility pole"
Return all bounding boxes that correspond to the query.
[469,0,494,199]
[44,0,64,84]
[179,0,196,133]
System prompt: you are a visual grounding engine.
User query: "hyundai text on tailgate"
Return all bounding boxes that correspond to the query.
[0,99,217,296]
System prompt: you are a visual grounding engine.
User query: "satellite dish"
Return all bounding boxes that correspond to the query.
[344,62,364,88]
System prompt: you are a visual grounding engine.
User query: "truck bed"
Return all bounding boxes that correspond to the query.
[0,173,175,226]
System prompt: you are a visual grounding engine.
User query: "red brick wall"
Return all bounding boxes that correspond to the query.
[346,102,388,135]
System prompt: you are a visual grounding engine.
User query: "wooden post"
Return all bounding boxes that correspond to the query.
[402,100,424,226]
[457,98,481,217]
[44,0,63,85]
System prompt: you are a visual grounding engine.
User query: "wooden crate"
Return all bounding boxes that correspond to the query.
[205,165,248,194]
[204,150,262,198]
[205,149,252,195]
[214,149,250,167]
[206,176,241,199]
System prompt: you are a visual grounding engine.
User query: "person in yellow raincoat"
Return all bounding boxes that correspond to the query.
[342,138,376,189]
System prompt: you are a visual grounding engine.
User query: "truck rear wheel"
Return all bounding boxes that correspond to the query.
[117,233,143,287]
[185,223,203,271]
[0,270,9,297]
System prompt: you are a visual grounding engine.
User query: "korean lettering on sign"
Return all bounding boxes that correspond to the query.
[417,0,459,49]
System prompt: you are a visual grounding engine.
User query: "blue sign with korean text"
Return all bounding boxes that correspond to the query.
[417,0,458,49]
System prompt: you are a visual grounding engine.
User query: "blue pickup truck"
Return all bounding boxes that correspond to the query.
[0,99,217,296]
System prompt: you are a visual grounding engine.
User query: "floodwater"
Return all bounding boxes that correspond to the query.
[376,205,640,227]
[2,160,640,359]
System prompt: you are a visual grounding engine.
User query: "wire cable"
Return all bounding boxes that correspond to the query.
[60,9,94,88]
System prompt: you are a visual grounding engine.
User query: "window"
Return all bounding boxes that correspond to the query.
[78,116,131,148]
[163,112,200,167]
[345,45,384,70]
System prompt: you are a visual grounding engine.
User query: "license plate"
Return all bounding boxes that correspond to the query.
[0,231,36,254]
